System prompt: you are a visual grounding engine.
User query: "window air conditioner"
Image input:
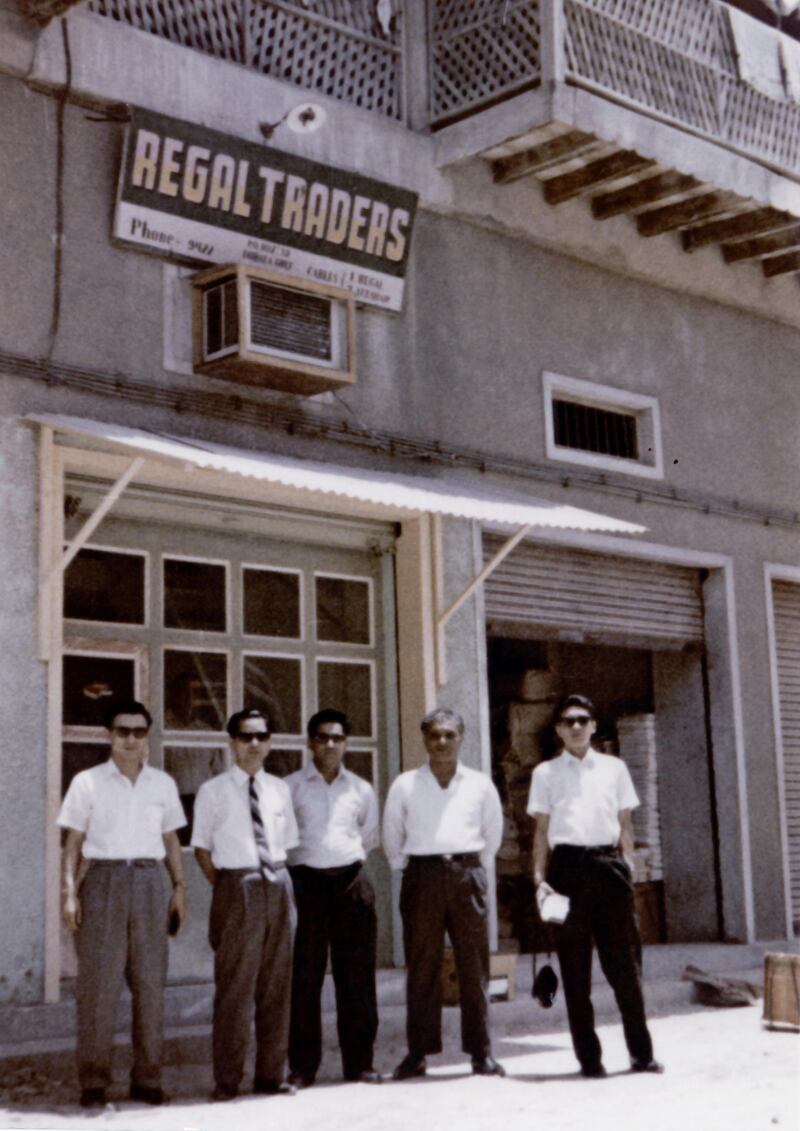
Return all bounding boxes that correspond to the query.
[191,264,356,395]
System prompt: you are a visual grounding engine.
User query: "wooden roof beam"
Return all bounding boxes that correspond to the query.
[681,208,792,251]
[637,192,738,238]
[723,224,800,263]
[492,131,597,185]
[591,171,700,220]
[763,250,800,278]
[543,151,657,206]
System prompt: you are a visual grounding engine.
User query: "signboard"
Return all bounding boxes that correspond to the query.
[114,109,418,312]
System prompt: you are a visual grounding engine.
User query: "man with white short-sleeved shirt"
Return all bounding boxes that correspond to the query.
[528,694,663,1079]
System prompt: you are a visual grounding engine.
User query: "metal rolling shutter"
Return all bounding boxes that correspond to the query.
[483,537,704,647]
[772,580,800,932]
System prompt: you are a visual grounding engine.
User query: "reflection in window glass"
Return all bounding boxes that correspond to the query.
[63,655,136,728]
[62,743,110,796]
[243,655,302,735]
[64,549,145,624]
[317,661,372,737]
[164,650,228,731]
[244,568,301,637]
[316,576,370,644]
[345,750,374,785]
[264,748,303,779]
[164,559,226,632]
[164,745,228,845]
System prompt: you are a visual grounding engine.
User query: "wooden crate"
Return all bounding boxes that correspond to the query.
[763,953,800,1030]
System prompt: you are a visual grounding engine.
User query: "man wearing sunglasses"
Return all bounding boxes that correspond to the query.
[58,698,187,1109]
[192,708,299,1101]
[285,709,381,1088]
[527,694,663,1079]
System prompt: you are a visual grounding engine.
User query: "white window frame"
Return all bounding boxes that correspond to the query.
[313,570,375,647]
[62,639,148,741]
[315,655,377,741]
[161,553,230,635]
[542,371,664,480]
[344,745,378,789]
[162,643,231,737]
[241,563,305,642]
[242,650,307,740]
[63,542,150,629]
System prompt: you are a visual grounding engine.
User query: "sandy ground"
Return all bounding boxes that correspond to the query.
[0,1004,797,1131]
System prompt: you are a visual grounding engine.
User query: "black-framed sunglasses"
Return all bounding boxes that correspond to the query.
[111,726,149,739]
[558,716,593,728]
[311,734,347,745]
[235,731,271,743]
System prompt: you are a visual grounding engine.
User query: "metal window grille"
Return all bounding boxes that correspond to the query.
[249,280,333,361]
[553,398,639,460]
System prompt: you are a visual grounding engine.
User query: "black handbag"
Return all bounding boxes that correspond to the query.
[531,955,559,1008]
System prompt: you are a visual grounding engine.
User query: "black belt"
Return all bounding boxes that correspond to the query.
[292,862,361,877]
[552,844,618,857]
[409,853,481,866]
[91,858,159,868]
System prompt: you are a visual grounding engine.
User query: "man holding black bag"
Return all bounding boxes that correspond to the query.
[528,694,663,1079]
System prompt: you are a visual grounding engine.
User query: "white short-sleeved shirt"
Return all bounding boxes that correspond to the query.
[286,761,379,868]
[527,749,639,848]
[57,760,186,860]
[191,764,299,868]
[382,762,503,872]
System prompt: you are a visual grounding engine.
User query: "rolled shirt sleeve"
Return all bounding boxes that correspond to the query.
[479,779,503,869]
[617,760,640,812]
[162,774,188,834]
[381,778,407,871]
[526,763,550,818]
[359,783,380,854]
[190,778,215,852]
[57,773,92,833]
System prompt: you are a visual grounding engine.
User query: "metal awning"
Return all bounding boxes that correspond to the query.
[28,412,645,535]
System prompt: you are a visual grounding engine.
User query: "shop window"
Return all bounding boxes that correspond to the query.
[317,660,374,737]
[264,747,304,779]
[243,654,303,735]
[164,744,228,845]
[543,372,663,479]
[163,557,227,632]
[64,547,146,625]
[315,574,371,644]
[345,748,376,785]
[164,648,228,730]
[243,566,302,638]
[63,653,137,728]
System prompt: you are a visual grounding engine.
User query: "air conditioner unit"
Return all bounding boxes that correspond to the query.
[191,264,356,396]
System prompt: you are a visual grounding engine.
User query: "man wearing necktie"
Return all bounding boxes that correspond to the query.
[192,708,299,1101]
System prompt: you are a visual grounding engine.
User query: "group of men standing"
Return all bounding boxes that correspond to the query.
[58,693,661,1108]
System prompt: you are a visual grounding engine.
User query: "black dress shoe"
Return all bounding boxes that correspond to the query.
[79,1088,106,1108]
[287,1072,315,1090]
[581,1064,607,1078]
[392,1054,427,1080]
[631,1058,665,1074]
[345,1069,383,1083]
[129,1083,167,1105]
[471,1056,506,1077]
[211,1084,239,1102]
[253,1078,297,1096]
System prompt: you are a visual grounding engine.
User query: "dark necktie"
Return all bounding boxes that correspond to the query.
[248,775,277,882]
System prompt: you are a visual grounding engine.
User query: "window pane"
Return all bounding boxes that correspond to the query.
[243,655,302,734]
[345,750,374,785]
[264,748,303,779]
[64,548,145,624]
[164,559,226,632]
[316,576,370,644]
[317,661,372,736]
[164,745,228,846]
[62,742,110,796]
[243,568,301,637]
[63,655,136,727]
[164,650,228,730]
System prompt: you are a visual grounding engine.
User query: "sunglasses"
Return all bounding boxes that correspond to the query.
[311,734,347,745]
[111,726,149,739]
[235,732,271,743]
[558,716,593,728]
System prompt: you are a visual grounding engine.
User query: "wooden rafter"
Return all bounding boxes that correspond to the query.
[637,192,738,237]
[492,130,598,185]
[762,250,800,278]
[591,171,700,220]
[543,151,657,205]
[722,225,800,263]
[681,208,793,252]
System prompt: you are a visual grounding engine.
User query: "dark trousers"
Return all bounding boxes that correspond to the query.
[548,845,653,1072]
[76,860,167,1091]
[288,862,378,1079]
[209,868,296,1091]
[399,854,491,1060]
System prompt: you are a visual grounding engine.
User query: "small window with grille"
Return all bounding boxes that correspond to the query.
[543,372,663,479]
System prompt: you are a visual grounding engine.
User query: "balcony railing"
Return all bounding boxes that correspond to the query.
[85,0,405,120]
[429,0,800,179]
